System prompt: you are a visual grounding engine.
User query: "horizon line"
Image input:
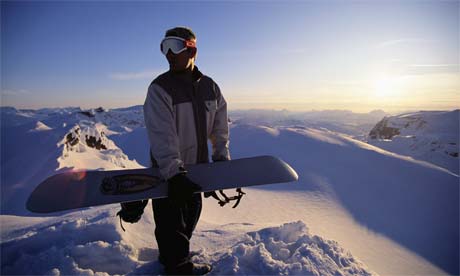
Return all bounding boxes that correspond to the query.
[1,104,459,115]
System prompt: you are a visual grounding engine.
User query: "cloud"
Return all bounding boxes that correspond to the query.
[406,64,460,75]
[108,69,162,80]
[1,89,30,96]
[376,38,435,48]
[408,64,459,68]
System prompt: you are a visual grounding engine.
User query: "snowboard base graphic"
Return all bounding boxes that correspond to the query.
[27,155,298,213]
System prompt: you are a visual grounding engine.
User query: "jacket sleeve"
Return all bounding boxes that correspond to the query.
[209,83,231,161]
[143,83,184,179]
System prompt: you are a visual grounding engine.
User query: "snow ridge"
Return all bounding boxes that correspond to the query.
[57,122,142,171]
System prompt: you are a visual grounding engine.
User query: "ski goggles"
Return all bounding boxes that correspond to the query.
[160,36,196,55]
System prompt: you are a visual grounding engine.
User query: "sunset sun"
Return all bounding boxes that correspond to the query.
[373,76,403,99]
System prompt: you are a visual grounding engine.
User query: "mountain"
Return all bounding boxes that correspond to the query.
[229,109,388,138]
[1,106,458,275]
[367,110,459,174]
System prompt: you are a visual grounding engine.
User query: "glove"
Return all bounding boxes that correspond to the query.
[116,200,148,231]
[168,173,201,206]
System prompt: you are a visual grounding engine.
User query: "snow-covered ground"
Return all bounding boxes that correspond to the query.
[1,106,458,275]
[368,110,459,174]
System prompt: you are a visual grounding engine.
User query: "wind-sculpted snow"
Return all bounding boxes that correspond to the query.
[203,222,374,275]
[0,210,373,276]
[226,124,458,274]
[1,209,138,275]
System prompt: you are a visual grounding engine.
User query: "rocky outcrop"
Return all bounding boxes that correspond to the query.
[62,125,109,153]
[369,117,400,140]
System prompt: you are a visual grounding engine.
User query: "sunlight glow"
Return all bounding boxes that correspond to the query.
[372,76,404,99]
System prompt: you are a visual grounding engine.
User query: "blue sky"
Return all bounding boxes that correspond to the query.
[1,1,459,112]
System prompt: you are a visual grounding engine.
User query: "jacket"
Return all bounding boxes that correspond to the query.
[143,66,230,180]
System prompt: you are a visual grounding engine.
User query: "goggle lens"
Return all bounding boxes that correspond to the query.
[160,37,196,55]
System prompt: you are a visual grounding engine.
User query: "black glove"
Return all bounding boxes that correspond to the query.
[168,173,201,205]
[117,200,148,223]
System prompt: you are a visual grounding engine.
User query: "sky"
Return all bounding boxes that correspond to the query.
[1,0,459,112]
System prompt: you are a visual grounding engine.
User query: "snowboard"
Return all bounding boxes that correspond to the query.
[27,155,298,213]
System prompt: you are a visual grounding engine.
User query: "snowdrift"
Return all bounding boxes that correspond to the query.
[1,209,374,275]
[205,221,373,275]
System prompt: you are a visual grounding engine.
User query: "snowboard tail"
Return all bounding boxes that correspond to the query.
[27,155,298,213]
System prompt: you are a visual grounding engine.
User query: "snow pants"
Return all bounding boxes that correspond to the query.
[152,193,202,273]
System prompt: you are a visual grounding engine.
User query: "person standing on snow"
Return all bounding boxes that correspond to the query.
[135,26,229,275]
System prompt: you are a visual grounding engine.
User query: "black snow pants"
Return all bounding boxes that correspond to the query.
[152,193,202,273]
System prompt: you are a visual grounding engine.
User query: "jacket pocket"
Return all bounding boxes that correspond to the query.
[205,100,218,112]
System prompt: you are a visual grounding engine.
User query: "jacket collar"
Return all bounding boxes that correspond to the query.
[169,66,203,83]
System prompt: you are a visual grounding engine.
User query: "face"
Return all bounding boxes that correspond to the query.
[166,48,197,72]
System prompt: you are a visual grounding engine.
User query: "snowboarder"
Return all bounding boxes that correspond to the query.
[118,26,230,275]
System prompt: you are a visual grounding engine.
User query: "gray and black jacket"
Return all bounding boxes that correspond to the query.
[143,66,230,180]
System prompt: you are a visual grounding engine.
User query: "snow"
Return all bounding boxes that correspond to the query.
[0,211,374,275]
[229,109,387,138]
[1,208,137,275]
[203,221,374,275]
[1,106,458,275]
[368,110,459,174]
[57,123,141,171]
[30,121,53,132]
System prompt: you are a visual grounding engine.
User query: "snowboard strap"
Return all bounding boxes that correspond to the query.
[118,214,127,232]
[205,188,245,208]
[116,199,149,232]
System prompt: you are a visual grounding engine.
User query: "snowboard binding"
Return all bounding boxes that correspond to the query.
[204,188,246,208]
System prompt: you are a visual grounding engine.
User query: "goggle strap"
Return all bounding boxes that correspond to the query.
[185,40,196,48]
